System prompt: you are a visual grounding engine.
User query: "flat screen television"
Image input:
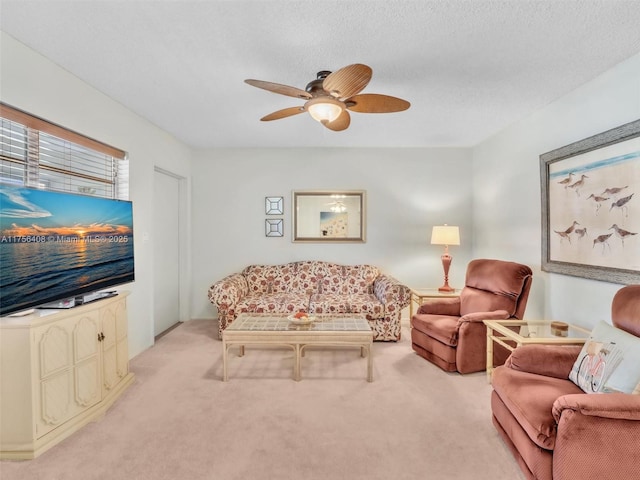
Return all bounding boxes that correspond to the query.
[0,184,135,316]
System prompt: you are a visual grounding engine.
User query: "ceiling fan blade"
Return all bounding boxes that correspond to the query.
[245,79,312,99]
[260,106,305,121]
[346,94,411,113]
[323,110,351,131]
[322,64,372,100]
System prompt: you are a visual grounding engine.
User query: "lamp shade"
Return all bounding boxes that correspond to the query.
[305,97,344,124]
[431,225,460,246]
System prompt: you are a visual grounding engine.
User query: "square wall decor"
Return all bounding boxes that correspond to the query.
[265,196,284,215]
[265,218,283,237]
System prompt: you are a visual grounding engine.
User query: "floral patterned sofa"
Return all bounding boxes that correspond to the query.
[208,260,411,341]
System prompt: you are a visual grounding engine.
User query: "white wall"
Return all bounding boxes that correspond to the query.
[472,53,640,327]
[190,147,473,318]
[1,33,193,357]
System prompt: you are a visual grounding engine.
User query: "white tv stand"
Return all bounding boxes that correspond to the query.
[0,291,134,460]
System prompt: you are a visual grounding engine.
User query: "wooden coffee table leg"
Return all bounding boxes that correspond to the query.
[222,340,229,382]
[294,344,301,381]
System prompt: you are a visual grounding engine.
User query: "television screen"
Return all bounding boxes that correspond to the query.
[0,184,135,316]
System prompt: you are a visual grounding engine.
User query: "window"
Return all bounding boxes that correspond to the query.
[0,103,128,199]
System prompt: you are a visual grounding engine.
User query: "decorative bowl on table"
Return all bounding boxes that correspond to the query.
[287,313,316,325]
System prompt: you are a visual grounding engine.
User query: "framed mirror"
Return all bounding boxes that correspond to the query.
[292,190,366,243]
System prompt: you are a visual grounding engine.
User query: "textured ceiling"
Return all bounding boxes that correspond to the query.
[2,1,640,149]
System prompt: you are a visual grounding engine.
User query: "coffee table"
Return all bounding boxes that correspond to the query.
[222,313,374,382]
[483,319,590,381]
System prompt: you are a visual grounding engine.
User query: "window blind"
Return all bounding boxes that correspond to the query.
[0,103,128,200]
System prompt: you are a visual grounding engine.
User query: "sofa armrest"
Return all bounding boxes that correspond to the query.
[207,273,249,312]
[458,309,510,323]
[505,344,582,379]
[551,393,640,480]
[373,274,411,309]
[553,393,640,422]
[416,297,461,316]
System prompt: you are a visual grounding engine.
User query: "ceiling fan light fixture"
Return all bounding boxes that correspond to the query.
[246,64,410,131]
[330,202,347,213]
[305,97,344,124]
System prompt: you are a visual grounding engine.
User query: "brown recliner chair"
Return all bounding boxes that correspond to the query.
[410,258,533,374]
[491,285,640,480]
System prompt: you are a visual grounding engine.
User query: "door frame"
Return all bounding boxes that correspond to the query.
[153,166,190,333]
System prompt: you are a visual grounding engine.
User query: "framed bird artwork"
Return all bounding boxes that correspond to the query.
[540,119,640,284]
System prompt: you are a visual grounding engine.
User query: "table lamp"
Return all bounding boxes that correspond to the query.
[431,225,460,292]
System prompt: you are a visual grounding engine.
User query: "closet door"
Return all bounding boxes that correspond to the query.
[153,168,182,337]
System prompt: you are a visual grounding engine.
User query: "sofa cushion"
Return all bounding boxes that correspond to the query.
[506,344,582,379]
[298,262,378,295]
[309,293,384,319]
[569,320,640,394]
[242,264,299,294]
[236,293,309,315]
[491,391,554,480]
[339,265,379,294]
[411,314,459,347]
[291,260,328,294]
[460,259,532,317]
[460,287,518,317]
[492,365,583,450]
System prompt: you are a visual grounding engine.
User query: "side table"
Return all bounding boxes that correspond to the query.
[409,288,460,318]
[482,319,590,381]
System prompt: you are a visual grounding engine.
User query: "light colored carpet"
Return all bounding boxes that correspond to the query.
[1,320,525,480]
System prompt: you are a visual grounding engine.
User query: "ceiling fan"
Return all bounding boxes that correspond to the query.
[244,64,410,131]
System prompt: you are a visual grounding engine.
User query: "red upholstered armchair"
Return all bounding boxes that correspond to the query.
[490,285,640,480]
[410,259,533,374]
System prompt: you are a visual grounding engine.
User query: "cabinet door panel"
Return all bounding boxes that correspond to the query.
[101,307,116,350]
[39,325,70,378]
[73,314,102,409]
[101,306,118,392]
[75,358,101,407]
[115,300,129,379]
[115,300,128,342]
[38,370,73,437]
[74,315,100,362]
[116,338,129,379]
[35,312,101,438]
[36,322,72,436]
[102,346,117,392]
